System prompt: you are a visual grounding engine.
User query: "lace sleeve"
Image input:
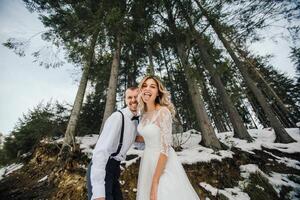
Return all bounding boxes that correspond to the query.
[157,107,173,156]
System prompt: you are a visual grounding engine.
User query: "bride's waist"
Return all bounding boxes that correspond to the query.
[144,145,161,151]
[144,145,174,152]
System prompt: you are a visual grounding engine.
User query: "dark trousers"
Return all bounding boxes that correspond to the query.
[87,158,123,200]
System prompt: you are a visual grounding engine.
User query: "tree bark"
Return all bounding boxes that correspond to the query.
[100,35,121,132]
[202,79,229,133]
[162,46,184,134]
[177,42,222,149]
[63,29,100,150]
[146,45,155,75]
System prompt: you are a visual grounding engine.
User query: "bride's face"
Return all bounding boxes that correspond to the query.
[141,78,159,105]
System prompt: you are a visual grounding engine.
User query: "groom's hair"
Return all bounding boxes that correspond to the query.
[125,86,138,95]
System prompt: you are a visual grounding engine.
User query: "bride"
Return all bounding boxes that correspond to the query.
[136,76,200,200]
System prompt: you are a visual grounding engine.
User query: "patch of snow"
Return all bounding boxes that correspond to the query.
[122,147,144,167]
[123,131,234,167]
[199,182,250,200]
[173,129,201,148]
[263,151,300,170]
[74,128,299,171]
[76,134,99,158]
[256,185,264,191]
[240,164,264,179]
[0,163,24,181]
[240,164,300,197]
[199,182,218,196]
[20,152,32,158]
[217,128,300,154]
[177,145,234,164]
[176,132,234,164]
[38,175,48,182]
[268,172,300,195]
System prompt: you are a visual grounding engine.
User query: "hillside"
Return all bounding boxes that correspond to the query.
[0,128,299,200]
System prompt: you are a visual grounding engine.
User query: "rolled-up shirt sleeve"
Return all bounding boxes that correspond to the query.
[91,112,122,199]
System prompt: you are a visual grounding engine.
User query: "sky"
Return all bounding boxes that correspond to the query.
[0,0,78,135]
[0,0,298,135]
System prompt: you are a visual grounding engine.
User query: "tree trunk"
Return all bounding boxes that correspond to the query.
[196,2,295,143]
[202,80,229,133]
[164,0,222,149]
[177,42,222,149]
[239,50,297,127]
[100,35,121,132]
[146,45,155,75]
[162,47,184,134]
[177,0,253,141]
[63,30,100,150]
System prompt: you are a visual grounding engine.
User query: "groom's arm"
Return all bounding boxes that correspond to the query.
[90,112,122,199]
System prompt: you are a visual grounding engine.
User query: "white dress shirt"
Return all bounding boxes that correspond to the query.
[91,107,138,199]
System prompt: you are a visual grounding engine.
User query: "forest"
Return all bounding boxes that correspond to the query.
[0,0,300,199]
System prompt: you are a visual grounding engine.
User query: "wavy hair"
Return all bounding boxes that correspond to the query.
[137,75,175,118]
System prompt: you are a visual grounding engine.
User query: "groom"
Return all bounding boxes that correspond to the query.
[87,87,139,200]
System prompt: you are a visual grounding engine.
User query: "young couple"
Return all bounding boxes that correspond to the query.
[87,76,200,200]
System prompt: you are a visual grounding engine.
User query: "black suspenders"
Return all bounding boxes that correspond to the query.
[110,110,124,158]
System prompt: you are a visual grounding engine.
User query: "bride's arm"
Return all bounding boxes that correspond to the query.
[151,154,168,200]
[152,154,168,181]
[150,107,173,200]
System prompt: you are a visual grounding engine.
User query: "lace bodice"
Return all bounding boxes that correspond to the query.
[137,106,173,156]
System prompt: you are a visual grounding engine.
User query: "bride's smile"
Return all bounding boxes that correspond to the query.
[141,78,159,105]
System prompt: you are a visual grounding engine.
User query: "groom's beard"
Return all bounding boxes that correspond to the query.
[129,101,138,112]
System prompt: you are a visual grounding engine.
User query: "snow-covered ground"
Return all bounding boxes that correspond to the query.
[240,164,300,199]
[0,163,24,181]
[200,182,250,200]
[1,127,298,199]
[76,127,300,199]
[217,128,300,154]
[76,128,300,167]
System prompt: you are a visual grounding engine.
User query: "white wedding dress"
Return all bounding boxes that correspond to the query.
[136,107,200,200]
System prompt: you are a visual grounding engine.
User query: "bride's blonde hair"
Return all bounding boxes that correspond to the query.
[137,75,175,117]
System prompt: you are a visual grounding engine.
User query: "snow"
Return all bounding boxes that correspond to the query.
[177,146,234,164]
[38,175,48,182]
[74,128,300,170]
[0,163,24,181]
[217,128,300,154]
[263,151,300,170]
[124,130,234,166]
[76,134,99,158]
[59,127,300,199]
[175,131,234,164]
[74,131,234,167]
[199,182,250,200]
[240,164,300,198]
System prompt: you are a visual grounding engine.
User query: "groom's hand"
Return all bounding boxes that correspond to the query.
[95,198,105,200]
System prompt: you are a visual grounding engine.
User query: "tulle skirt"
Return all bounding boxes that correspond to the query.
[136,147,200,200]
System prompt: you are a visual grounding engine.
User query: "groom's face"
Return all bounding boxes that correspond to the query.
[125,88,139,112]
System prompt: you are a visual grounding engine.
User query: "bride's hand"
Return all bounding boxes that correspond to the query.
[150,180,158,200]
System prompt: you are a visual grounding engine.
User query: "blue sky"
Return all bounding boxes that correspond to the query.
[0,0,77,135]
[0,0,298,135]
